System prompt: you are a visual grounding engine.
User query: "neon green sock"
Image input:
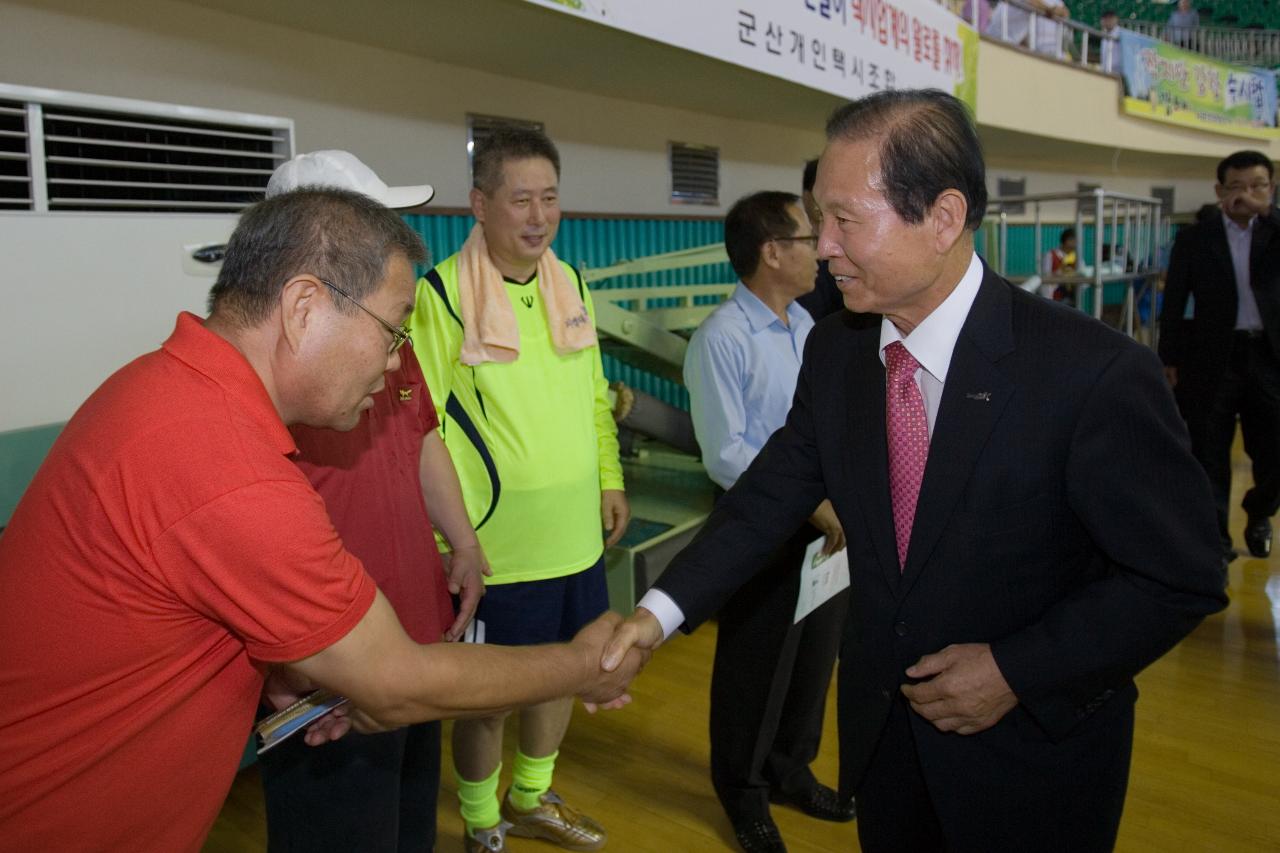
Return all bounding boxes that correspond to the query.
[456,763,503,833]
[510,749,558,811]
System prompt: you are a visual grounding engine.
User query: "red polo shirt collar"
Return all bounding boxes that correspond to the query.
[161,312,297,457]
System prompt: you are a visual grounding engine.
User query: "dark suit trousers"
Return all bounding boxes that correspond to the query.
[1180,332,1280,543]
[853,695,1132,853]
[259,719,441,853]
[709,521,848,824]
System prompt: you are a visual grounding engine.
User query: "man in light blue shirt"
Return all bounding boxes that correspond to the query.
[684,190,851,853]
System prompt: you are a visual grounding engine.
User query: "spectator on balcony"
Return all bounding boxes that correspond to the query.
[1100,9,1120,72]
[986,0,1071,58]
[960,0,994,32]
[1167,0,1199,49]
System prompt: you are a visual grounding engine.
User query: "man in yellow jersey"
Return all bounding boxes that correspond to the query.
[410,127,629,853]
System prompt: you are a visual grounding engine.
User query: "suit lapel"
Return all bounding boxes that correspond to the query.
[898,271,1015,598]
[843,330,900,590]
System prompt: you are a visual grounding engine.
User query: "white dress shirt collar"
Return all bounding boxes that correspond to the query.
[1222,211,1257,235]
[878,252,985,384]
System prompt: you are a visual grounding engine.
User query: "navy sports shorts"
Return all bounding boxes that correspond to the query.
[461,556,608,646]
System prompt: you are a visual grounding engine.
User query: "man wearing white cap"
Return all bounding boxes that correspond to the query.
[269,149,438,210]
[259,150,487,853]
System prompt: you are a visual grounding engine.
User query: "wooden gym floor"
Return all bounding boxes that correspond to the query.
[204,449,1280,852]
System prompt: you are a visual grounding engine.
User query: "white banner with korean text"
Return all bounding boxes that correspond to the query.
[523,0,978,109]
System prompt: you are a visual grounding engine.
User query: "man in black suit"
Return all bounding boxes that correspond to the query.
[1160,150,1280,563]
[797,158,846,322]
[599,89,1227,852]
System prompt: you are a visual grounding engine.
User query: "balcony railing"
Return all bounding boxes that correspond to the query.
[941,0,1119,74]
[1125,20,1280,68]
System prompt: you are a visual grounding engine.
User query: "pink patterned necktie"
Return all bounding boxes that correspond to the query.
[885,341,929,572]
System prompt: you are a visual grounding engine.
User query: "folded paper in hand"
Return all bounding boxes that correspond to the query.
[794,538,850,624]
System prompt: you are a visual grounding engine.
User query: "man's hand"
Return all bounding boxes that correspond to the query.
[601,489,631,548]
[262,668,354,746]
[441,543,491,642]
[570,611,652,712]
[899,643,1018,735]
[1221,186,1273,221]
[600,608,664,673]
[810,499,846,555]
[1163,365,1178,389]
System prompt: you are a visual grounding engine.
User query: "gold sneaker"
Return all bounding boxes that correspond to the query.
[500,788,607,851]
[464,821,510,853]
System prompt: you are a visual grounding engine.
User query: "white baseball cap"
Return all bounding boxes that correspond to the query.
[267,150,434,209]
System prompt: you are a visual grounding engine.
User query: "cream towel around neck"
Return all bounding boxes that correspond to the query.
[455,223,597,366]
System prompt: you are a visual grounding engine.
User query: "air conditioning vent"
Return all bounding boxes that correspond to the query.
[42,107,286,212]
[0,99,31,211]
[669,142,719,206]
[0,83,293,214]
[996,177,1026,215]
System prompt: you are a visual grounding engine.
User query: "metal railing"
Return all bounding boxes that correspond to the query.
[1125,20,1280,68]
[940,0,1119,73]
[983,189,1170,343]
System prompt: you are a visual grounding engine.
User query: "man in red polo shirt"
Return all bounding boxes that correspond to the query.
[257,151,490,853]
[0,187,646,853]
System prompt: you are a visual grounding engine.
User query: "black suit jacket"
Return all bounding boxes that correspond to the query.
[656,265,1226,840]
[1159,208,1280,392]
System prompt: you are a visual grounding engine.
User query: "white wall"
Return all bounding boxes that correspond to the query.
[0,214,235,431]
[0,0,824,214]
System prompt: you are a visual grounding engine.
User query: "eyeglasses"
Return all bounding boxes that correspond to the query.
[773,234,819,248]
[1224,182,1272,193]
[319,278,412,354]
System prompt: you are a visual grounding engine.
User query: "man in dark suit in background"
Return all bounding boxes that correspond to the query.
[600,89,1226,852]
[797,158,845,322]
[1160,150,1280,564]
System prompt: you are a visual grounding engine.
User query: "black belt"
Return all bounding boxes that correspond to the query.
[1235,329,1266,340]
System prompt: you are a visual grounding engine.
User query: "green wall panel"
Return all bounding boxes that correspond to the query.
[0,422,63,527]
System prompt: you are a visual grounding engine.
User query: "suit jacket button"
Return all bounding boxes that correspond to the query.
[893,621,908,637]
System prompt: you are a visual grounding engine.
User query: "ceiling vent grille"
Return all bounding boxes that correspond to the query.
[669,142,719,206]
[0,83,293,214]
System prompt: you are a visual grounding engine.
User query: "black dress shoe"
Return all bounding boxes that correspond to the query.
[1244,516,1272,558]
[733,817,787,853]
[770,783,856,823]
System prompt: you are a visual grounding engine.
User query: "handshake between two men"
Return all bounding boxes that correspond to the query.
[276,607,656,747]
[284,598,1015,745]
[589,607,1019,735]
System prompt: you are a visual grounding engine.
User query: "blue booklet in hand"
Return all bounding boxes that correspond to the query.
[255,689,350,754]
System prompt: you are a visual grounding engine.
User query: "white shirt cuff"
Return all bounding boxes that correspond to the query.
[637,588,686,640]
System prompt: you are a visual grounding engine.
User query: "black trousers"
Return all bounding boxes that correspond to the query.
[709,521,848,824]
[1180,331,1280,546]
[854,696,1131,853]
[259,719,441,853]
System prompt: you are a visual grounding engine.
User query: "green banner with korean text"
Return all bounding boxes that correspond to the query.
[1118,28,1279,140]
